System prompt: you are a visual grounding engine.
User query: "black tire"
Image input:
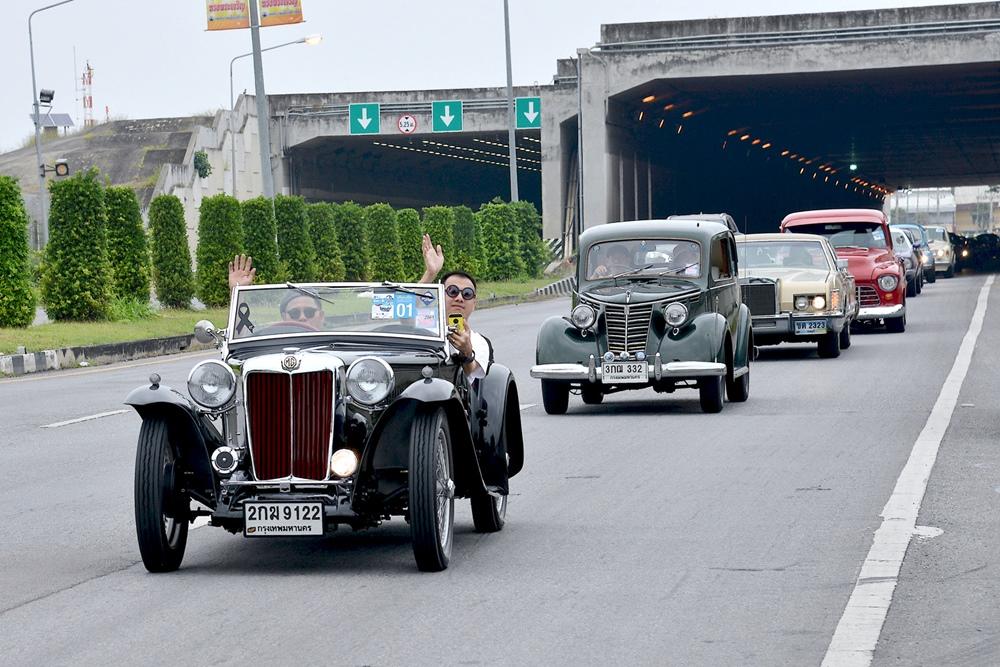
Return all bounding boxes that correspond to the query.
[817,331,841,358]
[541,380,569,415]
[916,274,923,294]
[410,408,454,572]
[471,493,507,532]
[944,263,954,279]
[886,313,906,333]
[581,384,604,404]
[839,322,852,349]
[698,375,725,413]
[906,277,916,297]
[926,269,936,284]
[726,367,750,402]
[134,418,189,573]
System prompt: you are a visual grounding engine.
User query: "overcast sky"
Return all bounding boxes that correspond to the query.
[1,0,966,153]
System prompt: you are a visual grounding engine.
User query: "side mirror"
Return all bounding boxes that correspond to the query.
[194,320,224,347]
[836,259,849,270]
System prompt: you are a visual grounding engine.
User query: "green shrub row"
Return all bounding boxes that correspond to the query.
[149,194,195,309]
[0,175,36,327]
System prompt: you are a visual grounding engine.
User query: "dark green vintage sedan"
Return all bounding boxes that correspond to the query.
[530,218,753,414]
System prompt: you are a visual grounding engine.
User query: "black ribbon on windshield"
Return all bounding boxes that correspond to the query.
[235,302,254,335]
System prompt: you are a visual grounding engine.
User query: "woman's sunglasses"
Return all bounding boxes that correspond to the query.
[445,285,477,300]
[286,307,319,319]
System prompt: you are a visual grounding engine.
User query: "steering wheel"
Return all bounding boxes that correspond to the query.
[254,321,318,335]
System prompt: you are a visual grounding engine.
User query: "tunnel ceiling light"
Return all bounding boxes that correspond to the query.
[740,134,750,141]
[658,119,665,128]
[372,141,539,172]
[813,172,817,179]
[664,104,676,111]
[638,111,644,121]
[825,176,829,182]
[472,138,540,155]
[676,124,683,134]
[681,111,694,118]
[800,167,805,174]
[751,138,761,146]
[849,163,858,171]
[789,153,798,159]
[727,129,740,136]
[642,95,656,103]
[523,136,541,143]
[780,150,789,156]
[761,143,771,149]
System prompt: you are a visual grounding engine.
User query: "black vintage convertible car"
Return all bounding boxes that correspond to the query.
[126,282,524,572]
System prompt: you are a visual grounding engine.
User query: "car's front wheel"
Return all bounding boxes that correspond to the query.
[409,408,454,572]
[886,313,907,333]
[944,261,955,278]
[906,277,916,297]
[817,331,841,358]
[134,418,189,573]
[699,375,725,413]
[471,493,507,532]
[581,384,604,404]
[926,268,937,283]
[541,380,569,414]
[839,322,852,349]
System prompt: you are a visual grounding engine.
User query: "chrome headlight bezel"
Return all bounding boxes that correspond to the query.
[794,295,809,311]
[663,302,689,327]
[570,304,597,330]
[187,359,238,410]
[877,274,899,292]
[346,357,394,405]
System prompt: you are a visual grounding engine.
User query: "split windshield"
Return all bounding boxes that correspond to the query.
[787,222,887,250]
[229,284,444,341]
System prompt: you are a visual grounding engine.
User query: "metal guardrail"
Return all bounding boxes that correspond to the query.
[596,17,1000,52]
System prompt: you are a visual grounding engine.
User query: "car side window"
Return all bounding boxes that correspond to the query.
[710,237,733,281]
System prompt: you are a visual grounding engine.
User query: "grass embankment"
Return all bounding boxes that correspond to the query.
[0,276,567,354]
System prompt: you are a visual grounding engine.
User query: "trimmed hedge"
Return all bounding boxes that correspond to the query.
[149,194,195,308]
[41,169,112,320]
[364,203,404,281]
[308,202,346,281]
[511,200,549,278]
[396,208,423,281]
[422,206,455,274]
[104,186,150,300]
[478,200,524,280]
[275,195,316,282]
[333,201,369,281]
[0,176,36,327]
[196,194,243,307]
[452,205,484,278]
[241,196,282,284]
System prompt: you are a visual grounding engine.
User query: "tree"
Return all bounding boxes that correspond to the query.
[41,168,112,320]
[396,208,423,280]
[511,200,549,277]
[333,201,369,281]
[478,200,524,280]
[275,195,316,282]
[364,203,404,281]
[452,205,484,278]
[104,186,150,300]
[196,194,243,307]
[241,196,281,283]
[148,194,194,308]
[422,206,455,273]
[308,202,346,281]
[0,176,36,328]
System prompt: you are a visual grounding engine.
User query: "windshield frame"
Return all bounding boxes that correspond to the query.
[226,282,447,347]
[582,238,703,282]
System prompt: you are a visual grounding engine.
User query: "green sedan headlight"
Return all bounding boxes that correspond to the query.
[663,302,689,327]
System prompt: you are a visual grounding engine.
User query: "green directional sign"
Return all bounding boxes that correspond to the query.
[349,103,380,135]
[515,96,541,129]
[432,100,463,132]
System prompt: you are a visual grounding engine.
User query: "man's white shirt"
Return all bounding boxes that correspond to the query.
[447,329,490,381]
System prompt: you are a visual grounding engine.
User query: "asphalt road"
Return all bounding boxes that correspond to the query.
[1,273,998,666]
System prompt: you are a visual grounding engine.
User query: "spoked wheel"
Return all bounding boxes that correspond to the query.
[698,375,725,413]
[839,322,852,349]
[541,380,569,414]
[134,418,189,573]
[409,408,454,572]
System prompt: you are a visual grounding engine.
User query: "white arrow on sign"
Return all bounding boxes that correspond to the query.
[358,107,372,129]
[440,105,455,127]
[523,101,539,124]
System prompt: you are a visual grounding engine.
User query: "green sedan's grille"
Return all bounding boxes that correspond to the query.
[604,304,653,353]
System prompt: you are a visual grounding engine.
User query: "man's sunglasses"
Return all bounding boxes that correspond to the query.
[445,285,477,300]
[286,307,319,319]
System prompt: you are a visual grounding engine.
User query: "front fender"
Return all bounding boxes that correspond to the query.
[471,364,524,491]
[536,315,599,365]
[733,304,752,369]
[125,383,221,506]
[655,311,727,363]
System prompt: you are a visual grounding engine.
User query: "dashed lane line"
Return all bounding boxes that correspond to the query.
[40,410,129,429]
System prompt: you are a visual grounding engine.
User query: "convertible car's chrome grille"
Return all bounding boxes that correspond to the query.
[857,285,880,308]
[741,282,778,316]
[604,304,653,353]
[245,370,334,481]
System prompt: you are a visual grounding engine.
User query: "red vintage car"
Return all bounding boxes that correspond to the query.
[780,209,907,333]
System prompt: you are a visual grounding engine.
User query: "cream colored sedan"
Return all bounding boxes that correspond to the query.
[736,233,858,358]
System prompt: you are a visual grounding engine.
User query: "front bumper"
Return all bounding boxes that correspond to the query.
[857,304,905,321]
[751,312,846,338]
[530,354,726,383]
[934,258,953,271]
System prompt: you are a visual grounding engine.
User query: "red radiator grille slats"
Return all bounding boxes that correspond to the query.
[246,370,334,481]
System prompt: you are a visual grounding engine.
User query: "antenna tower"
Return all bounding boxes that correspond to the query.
[82,61,95,127]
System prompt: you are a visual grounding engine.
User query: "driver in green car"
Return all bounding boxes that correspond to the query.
[588,243,633,278]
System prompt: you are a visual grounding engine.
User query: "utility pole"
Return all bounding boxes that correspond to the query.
[247,0,275,200]
[503,0,518,202]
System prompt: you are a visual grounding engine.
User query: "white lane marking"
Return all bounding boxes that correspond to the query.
[0,351,216,385]
[822,275,994,667]
[40,409,129,429]
[519,403,537,411]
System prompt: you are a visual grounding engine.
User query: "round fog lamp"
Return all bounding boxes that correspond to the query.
[663,302,688,327]
[187,360,237,409]
[570,304,597,330]
[211,446,239,474]
[812,296,826,310]
[603,351,615,362]
[794,296,809,311]
[330,449,359,478]
[877,274,899,292]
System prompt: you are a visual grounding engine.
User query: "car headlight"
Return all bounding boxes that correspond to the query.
[812,295,826,310]
[346,357,394,405]
[922,253,933,265]
[878,274,899,292]
[330,449,359,478]
[962,249,969,257]
[663,302,688,327]
[570,304,597,330]
[935,249,945,258]
[187,360,237,409]
[794,296,809,311]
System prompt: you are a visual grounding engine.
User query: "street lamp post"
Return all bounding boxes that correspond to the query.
[29,0,76,247]
[229,35,320,197]
[503,0,518,203]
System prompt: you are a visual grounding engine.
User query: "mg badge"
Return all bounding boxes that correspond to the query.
[281,354,300,371]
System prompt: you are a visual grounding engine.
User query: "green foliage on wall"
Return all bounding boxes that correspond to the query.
[396,208,423,281]
[241,196,282,283]
[196,194,243,307]
[104,185,151,300]
[511,200,549,278]
[193,150,212,178]
[148,194,194,308]
[364,203,404,281]
[452,204,484,278]
[0,176,36,327]
[478,200,524,281]
[421,206,455,274]
[275,195,316,282]
[333,201,369,281]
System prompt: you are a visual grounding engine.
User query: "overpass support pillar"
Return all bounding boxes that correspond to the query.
[579,51,611,232]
